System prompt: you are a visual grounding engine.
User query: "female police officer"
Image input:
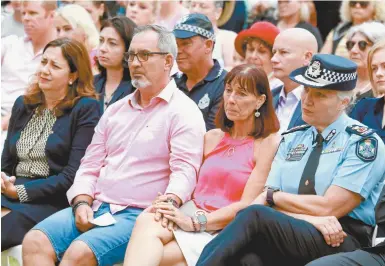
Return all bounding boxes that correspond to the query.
[196,54,385,266]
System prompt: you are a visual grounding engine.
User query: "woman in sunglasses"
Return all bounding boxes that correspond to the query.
[345,22,385,102]
[321,1,385,58]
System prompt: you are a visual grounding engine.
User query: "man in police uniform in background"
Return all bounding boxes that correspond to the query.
[172,13,226,131]
[196,54,385,266]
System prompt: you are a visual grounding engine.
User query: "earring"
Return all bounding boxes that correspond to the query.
[255,109,260,118]
[69,80,72,85]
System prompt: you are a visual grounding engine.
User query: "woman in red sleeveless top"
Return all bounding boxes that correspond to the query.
[124,64,281,266]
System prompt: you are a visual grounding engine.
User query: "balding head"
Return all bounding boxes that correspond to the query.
[280,28,318,53]
[271,28,318,83]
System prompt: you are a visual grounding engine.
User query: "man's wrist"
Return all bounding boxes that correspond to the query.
[72,200,90,215]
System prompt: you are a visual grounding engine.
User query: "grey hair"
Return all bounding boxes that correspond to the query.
[346,22,385,43]
[215,1,224,9]
[337,90,355,112]
[133,25,177,59]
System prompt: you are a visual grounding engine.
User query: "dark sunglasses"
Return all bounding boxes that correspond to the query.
[346,40,371,51]
[349,1,369,8]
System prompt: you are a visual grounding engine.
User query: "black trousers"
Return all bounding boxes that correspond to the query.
[1,210,36,251]
[306,250,385,266]
[196,205,361,266]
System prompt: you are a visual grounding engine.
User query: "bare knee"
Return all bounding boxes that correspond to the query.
[61,241,96,266]
[133,213,173,243]
[22,230,56,260]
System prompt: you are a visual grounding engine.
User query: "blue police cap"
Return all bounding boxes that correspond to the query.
[289,54,358,91]
[173,13,215,40]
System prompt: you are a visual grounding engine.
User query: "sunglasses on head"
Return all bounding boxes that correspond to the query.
[349,1,369,8]
[346,40,371,51]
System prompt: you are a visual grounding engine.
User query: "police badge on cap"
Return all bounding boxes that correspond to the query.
[289,54,358,91]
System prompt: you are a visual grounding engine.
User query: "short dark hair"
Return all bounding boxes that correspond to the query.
[216,64,280,139]
[96,16,137,81]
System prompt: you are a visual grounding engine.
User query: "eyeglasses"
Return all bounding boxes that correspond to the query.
[349,1,369,8]
[124,51,168,62]
[346,40,372,51]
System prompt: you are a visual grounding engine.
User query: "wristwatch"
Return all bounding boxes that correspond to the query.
[195,210,207,232]
[265,186,280,207]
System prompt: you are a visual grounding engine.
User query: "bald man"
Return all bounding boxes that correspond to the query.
[271,28,318,134]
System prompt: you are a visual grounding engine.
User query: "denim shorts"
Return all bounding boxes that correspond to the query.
[33,203,143,266]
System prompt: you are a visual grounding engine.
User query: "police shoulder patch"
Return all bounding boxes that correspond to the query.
[281,124,311,136]
[356,137,378,162]
[346,124,375,137]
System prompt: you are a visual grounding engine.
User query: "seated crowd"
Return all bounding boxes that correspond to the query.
[1,1,385,266]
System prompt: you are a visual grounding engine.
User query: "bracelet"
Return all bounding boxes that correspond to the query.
[72,200,90,215]
[191,217,197,232]
[167,197,180,208]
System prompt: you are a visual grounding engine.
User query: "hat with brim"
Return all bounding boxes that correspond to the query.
[217,1,235,27]
[289,54,358,91]
[234,22,279,57]
[173,13,215,40]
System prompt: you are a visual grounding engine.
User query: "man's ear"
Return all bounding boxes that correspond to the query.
[164,54,173,71]
[205,39,214,54]
[303,51,313,66]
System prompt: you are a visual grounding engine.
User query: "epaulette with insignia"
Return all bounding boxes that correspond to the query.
[346,125,375,137]
[281,124,311,135]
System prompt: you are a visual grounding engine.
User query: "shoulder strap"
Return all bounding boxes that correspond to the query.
[281,124,311,136]
[346,124,375,137]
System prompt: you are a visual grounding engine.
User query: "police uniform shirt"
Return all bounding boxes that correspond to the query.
[266,113,385,226]
[350,96,385,144]
[173,59,227,131]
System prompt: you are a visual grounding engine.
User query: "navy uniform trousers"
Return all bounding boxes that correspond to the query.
[196,205,362,266]
[306,250,385,266]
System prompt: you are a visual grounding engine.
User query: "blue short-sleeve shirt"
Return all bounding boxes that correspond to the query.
[266,113,385,226]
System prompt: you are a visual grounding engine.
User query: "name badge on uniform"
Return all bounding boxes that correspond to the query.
[286,144,308,161]
[322,141,343,154]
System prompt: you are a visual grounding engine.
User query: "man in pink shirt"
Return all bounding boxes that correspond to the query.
[1,1,57,131]
[22,25,206,266]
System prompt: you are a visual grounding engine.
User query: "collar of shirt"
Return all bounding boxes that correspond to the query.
[23,35,44,58]
[374,96,385,114]
[310,112,350,145]
[128,79,177,110]
[279,85,303,103]
[173,59,224,90]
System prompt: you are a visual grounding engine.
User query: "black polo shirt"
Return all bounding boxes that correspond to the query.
[173,60,227,131]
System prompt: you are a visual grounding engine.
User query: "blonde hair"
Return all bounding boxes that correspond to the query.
[275,2,310,22]
[339,0,385,23]
[367,38,385,97]
[56,4,99,51]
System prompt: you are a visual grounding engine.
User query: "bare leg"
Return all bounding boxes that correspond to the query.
[123,213,174,266]
[160,240,187,266]
[1,207,11,217]
[23,230,57,266]
[60,240,97,266]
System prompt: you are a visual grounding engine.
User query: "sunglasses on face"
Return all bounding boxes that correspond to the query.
[346,40,371,51]
[349,1,369,8]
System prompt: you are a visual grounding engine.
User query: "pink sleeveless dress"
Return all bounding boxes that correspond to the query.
[193,132,256,212]
[174,133,256,266]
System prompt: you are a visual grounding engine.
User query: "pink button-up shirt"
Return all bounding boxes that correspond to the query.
[67,79,206,213]
[1,35,43,116]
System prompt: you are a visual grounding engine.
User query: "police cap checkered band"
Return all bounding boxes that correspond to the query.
[174,24,215,40]
[289,54,358,91]
[303,67,357,86]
